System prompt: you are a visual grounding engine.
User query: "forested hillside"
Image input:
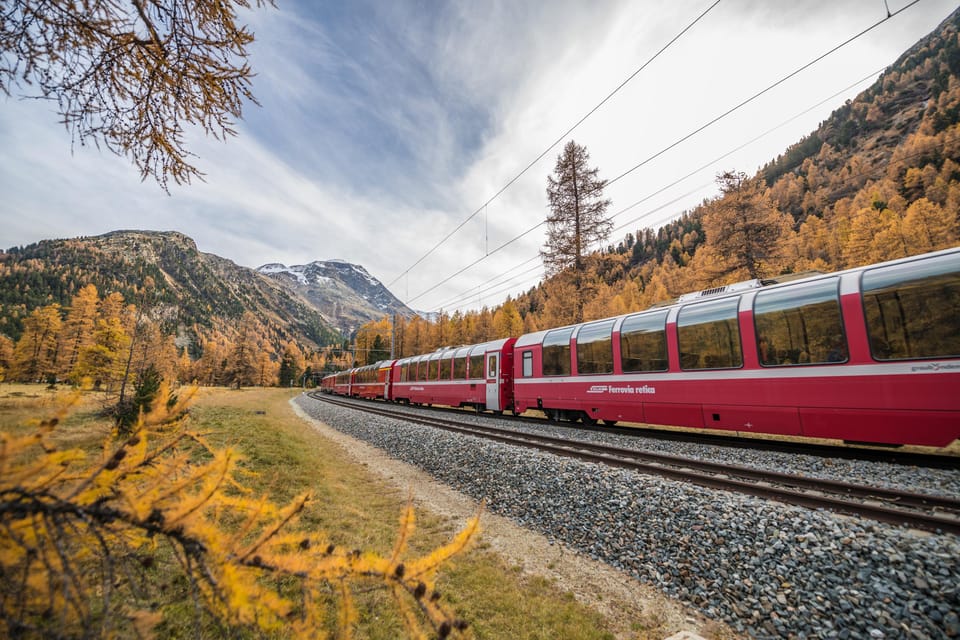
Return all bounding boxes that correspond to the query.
[0,231,340,349]
[354,8,960,362]
[0,231,354,387]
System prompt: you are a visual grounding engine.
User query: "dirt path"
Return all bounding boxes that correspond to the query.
[292,400,735,640]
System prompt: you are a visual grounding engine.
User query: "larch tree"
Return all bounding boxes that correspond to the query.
[118,277,157,408]
[76,317,131,391]
[278,341,305,386]
[0,335,13,381]
[224,312,262,388]
[1,0,273,188]
[492,300,523,339]
[702,170,792,280]
[542,140,612,324]
[11,304,62,383]
[57,284,100,382]
[902,198,959,253]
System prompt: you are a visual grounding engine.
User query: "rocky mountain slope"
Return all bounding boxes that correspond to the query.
[257,260,415,335]
[0,230,343,351]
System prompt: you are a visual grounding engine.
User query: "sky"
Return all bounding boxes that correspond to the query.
[0,0,956,314]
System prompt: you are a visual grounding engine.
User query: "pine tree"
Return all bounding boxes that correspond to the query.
[542,140,612,324]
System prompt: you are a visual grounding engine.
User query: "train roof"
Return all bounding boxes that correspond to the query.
[515,246,960,346]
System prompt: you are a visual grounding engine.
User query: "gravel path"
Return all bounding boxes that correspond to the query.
[295,394,960,640]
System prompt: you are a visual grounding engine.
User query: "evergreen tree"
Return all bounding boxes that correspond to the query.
[541,140,612,324]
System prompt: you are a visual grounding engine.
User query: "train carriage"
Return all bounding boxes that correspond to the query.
[332,370,352,396]
[391,338,517,412]
[320,374,337,394]
[512,248,960,447]
[349,360,395,400]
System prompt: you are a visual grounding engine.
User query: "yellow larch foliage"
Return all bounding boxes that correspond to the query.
[0,384,479,638]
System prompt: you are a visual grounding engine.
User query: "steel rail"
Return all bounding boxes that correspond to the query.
[309,393,960,535]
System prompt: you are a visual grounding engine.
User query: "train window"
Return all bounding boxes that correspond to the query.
[577,320,615,374]
[418,358,428,381]
[522,351,533,377]
[469,353,484,379]
[428,356,439,380]
[620,310,669,372]
[754,278,846,366]
[677,298,743,370]
[542,328,574,376]
[862,253,960,360]
[487,354,498,379]
[453,356,467,379]
[440,355,452,380]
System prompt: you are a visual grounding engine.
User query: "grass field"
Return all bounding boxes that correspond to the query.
[1,383,666,639]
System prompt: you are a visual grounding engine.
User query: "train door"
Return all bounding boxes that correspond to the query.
[485,352,500,411]
[383,367,390,399]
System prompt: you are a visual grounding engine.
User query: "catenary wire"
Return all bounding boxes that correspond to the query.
[425,65,888,312]
[438,129,960,315]
[406,3,918,309]
[386,1,723,289]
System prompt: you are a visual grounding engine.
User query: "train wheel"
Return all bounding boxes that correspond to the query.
[544,409,559,422]
[580,412,597,426]
[602,420,618,426]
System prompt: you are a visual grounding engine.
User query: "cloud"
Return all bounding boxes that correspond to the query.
[1,0,956,313]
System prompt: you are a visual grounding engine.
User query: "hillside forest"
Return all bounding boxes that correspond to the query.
[0,279,352,388]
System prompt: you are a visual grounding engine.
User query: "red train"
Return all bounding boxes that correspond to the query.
[320,248,960,448]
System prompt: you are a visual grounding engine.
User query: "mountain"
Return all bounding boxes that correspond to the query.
[0,230,342,352]
[257,260,416,335]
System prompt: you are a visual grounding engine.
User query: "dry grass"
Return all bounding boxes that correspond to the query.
[190,387,619,639]
[1,383,625,639]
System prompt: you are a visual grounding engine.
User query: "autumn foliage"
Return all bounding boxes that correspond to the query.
[0,386,478,638]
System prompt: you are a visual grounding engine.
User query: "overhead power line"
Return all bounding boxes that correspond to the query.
[386,1,723,289]
[605,1,920,188]
[408,4,918,310]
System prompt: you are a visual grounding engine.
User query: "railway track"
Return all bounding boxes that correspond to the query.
[309,392,960,535]
[350,396,960,469]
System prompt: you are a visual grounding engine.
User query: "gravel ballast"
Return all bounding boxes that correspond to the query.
[295,394,960,640]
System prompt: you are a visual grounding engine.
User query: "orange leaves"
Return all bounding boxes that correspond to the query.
[0,385,479,638]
